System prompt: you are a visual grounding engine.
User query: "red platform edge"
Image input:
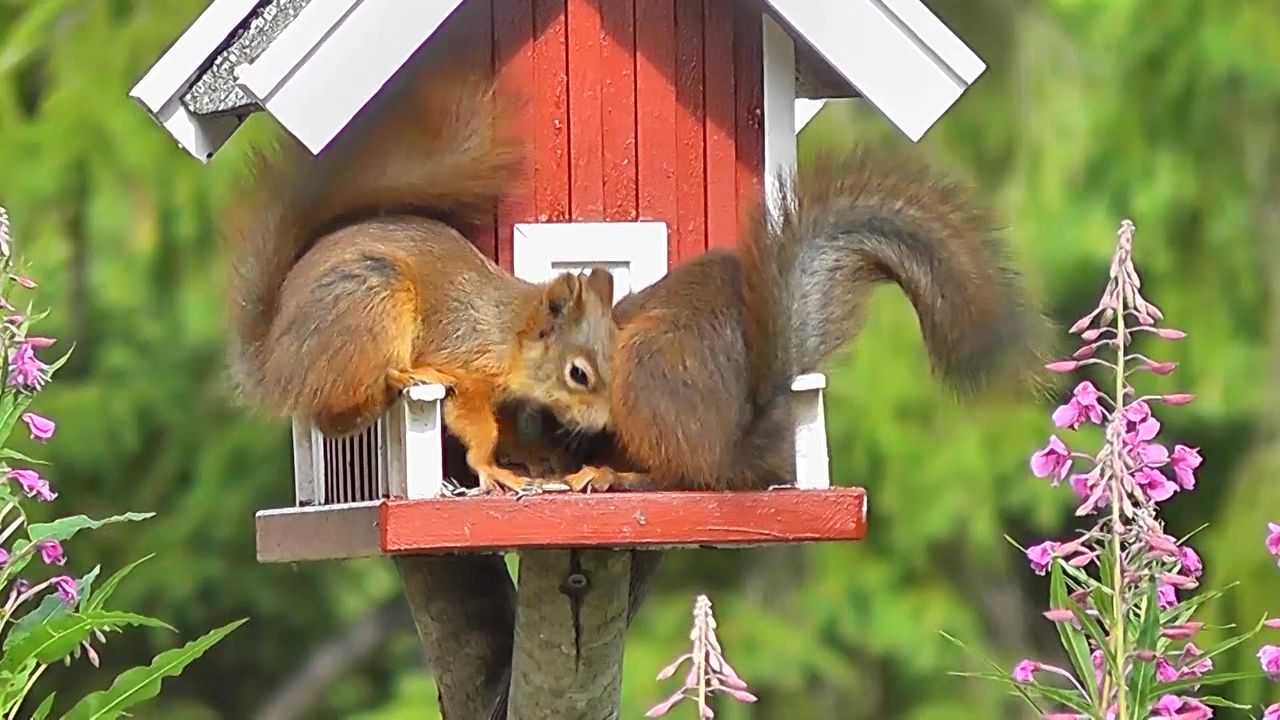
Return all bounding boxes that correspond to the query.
[378,487,867,554]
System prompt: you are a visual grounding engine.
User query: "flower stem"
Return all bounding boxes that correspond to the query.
[1110,284,1129,720]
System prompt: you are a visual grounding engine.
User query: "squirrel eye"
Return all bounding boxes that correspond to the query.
[565,360,592,390]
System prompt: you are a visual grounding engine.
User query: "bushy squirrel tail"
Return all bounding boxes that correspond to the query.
[742,145,1044,400]
[226,64,525,399]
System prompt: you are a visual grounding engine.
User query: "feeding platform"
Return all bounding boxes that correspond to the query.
[254,375,867,563]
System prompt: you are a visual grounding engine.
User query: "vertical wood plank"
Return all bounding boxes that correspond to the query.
[495,0,537,271]
[567,0,605,220]
[734,2,765,229]
[702,0,737,250]
[674,0,706,261]
[534,0,571,222]
[635,0,677,255]
[600,0,637,221]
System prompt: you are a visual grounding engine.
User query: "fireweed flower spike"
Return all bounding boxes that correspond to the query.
[948,220,1279,719]
[648,595,757,717]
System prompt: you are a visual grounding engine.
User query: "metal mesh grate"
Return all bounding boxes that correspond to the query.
[320,419,385,504]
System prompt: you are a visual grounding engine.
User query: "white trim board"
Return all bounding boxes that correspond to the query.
[512,222,669,304]
[236,0,465,154]
[127,0,262,161]
[765,0,986,141]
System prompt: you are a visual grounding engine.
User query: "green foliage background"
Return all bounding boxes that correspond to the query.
[0,0,1277,717]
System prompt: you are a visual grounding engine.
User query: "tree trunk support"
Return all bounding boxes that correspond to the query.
[398,548,658,720]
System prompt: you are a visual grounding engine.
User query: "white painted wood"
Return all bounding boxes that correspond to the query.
[385,384,447,500]
[762,16,797,209]
[127,0,261,160]
[878,0,986,83]
[236,0,465,154]
[790,373,831,490]
[765,0,986,141]
[290,416,324,505]
[512,222,669,303]
[795,99,827,134]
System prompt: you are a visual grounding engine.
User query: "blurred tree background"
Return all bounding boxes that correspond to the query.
[0,0,1277,717]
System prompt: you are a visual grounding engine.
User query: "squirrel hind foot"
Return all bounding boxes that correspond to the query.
[475,465,539,494]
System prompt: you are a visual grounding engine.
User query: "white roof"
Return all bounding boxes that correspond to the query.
[130,0,985,160]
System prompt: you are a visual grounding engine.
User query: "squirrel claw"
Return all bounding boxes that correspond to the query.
[563,466,616,493]
[475,465,538,495]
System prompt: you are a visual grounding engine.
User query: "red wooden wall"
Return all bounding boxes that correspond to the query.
[430,0,767,269]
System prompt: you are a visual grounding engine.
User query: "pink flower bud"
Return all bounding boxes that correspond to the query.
[13,276,36,289]
[1147,533,1180,556]
[1080,327,1106,342]
[1073,344,1098,360]
[1156,328,1187,340]
[1042,608,1075,623]
[1162,623,1204,640]
[1068,551,1100,568]
[1146,361,1178,375]
[24,336,55,348]
[1132,649,1158,662]
[3,315,22,325]
[1069,313,1099,334]
[1045,360,1080,373]
[1161,393,1195,405]
[1161,573,1198,589]
[1264,618,1280,630]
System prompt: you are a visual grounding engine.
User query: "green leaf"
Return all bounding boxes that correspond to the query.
[5,566,100,652]
[1151,669,1272,695]
[27,513,154,543]
[86,555,154,612]
[1197,695,1253,710]
[29,692,55,720]
[1050,561,1097,703]
[61,618,247,720]
[1128,582,1161,709]
[940,632,1044,714]
[0,611,172,676]
[0,448,46,466]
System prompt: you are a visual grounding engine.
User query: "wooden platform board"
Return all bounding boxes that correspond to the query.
[255,487,866,563]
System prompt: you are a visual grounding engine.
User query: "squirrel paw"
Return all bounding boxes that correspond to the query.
[386,367,457,392]
[563,466,653,493]
[475,465,539,495]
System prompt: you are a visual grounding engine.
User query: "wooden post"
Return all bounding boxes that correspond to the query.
[507,549,631,719]
[396,555,516,720]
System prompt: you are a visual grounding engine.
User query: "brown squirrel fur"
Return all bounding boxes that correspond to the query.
[225,65,617,493]
[559,147,1044,492]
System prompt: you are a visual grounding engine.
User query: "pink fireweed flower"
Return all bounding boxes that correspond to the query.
[1169,445,1202,490]
[1151,695,1212,719]
[13,276,36,289]
[1265,522,1280,560]
[50,575,78,604]
[1147,532,1180,556]
[1179,546,1203,580]
[36,539,65,566]
[1012,660,1040,683]
[0,548,8,566]
[1031,436,1072,483]
[8,468,55,501]
[1155,658,1179,683]
[7,342,48,390]
[1052,381,1106,429]
[1135,467,1178,502]
[1026,541,1059,576]
[1180,643,1212,677]
[1263,704,1280,720]
[20,412,54,441]
[1122,400,1161,441]
[1131,440,1170,468]
[1157,583,1177,610]
[1259,645,1280,679]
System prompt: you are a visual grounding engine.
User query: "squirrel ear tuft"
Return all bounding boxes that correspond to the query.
[542,273,583,320]
[583,268,614,307]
